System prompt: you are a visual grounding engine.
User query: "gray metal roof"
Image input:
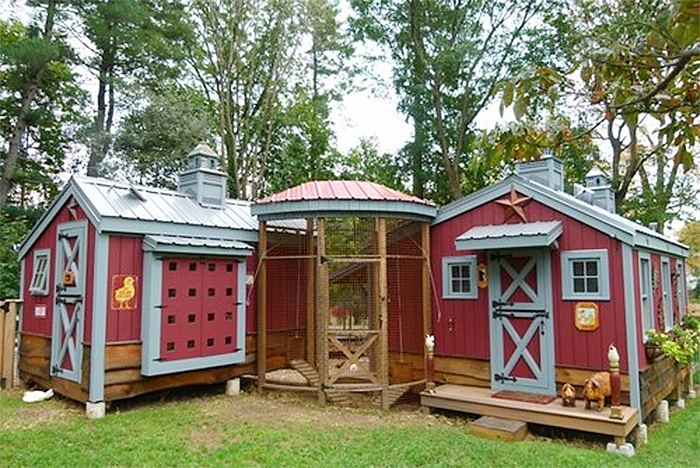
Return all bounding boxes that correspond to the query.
[455,221,563,250]
[19,176,259,258]
[437,174,689,258]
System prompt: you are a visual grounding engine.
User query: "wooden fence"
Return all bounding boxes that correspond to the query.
[0,300,20,389]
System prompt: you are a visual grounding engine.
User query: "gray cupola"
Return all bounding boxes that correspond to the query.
[580,166,615,213]
[178,142,228,207]
[585,166,608,187]
[515,154,564,191]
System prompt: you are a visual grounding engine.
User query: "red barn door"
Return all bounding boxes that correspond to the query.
[488,249,555,395]
[159,258,239,361]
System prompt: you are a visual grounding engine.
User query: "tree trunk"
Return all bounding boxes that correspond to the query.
[0,0,56,209]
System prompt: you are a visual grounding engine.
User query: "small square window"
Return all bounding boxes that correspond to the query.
[226,288,233,296]
[166,342,175,351]
[168,288,176,297]
[187,340,195,349]
[225,312,233,321]
[188,314,196,323]
[167,315,176,324]
[561,250,609,300]
[207,338,214,347]
[189,262,197,271]
[207,313,215,321]
[225,336,232,345]
[169,262,177,271]
[442,256,477,299]
[208,288,215,296]
[208,263,216,271]
[226,263,233,272]
[29,249,51,295]
[189,288,197,297]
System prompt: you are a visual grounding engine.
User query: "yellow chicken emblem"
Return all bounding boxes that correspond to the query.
[111,275,137,311]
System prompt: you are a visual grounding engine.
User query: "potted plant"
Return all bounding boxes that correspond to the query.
[646,316,700,389]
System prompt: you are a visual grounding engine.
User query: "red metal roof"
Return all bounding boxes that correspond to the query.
[256,180,434,206]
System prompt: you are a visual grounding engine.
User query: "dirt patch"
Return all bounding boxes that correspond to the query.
[0,388,83,430]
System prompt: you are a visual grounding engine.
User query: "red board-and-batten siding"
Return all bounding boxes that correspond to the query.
[106,235,143,343]
[22,200,96,342]
[431,192,629,372]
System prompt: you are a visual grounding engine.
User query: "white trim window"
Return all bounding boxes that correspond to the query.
[442,255,477,299]
[661,257,673,330]
[639,253,654,339]
[29,249,51,295]
[561,250,610,300]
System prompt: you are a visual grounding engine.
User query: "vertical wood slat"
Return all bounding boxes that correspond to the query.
[306,218,315,363]
[421,222,431,381]
[0,300,19,389]
[316,218,328,403]
[378,218,389,409]
[257,221,267,391]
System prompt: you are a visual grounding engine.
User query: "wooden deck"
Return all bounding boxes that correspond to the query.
[421,384,639,443]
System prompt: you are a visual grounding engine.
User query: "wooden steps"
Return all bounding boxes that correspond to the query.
[372,386,410,408]
[289,359,319,387]
[470,416,528,441]
[325,389,352,405]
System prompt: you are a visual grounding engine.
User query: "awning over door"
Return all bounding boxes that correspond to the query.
[143,235,253,256]
[455,221,563,250]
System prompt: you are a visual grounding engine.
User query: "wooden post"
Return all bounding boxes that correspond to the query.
[316,218,328,403]
[421,222,431,382]
[378,218,389,409]
[608,343,623,420]
[257,221,268,392]
[0,300,19,389]
[306,218,315,363]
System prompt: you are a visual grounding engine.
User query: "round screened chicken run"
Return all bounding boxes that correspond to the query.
[251,181,437,408]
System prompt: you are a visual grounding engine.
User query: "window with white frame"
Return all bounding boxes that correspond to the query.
[661,257,673,330]
[639,253,653,339]
[561,250,610,300]
[442,256,477,299]
[29,249,51,295]
[677,261,687,320]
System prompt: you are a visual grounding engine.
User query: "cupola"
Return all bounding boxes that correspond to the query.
[177,142,228,207]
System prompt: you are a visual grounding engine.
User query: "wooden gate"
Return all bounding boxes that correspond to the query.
[488,249,555,394]
[51,221,88,383]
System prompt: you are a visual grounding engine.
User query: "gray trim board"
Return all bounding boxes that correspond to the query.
[18,184,100,259]
[638,252,654,337]
[89,232,110,402]
[98,218,258,243]
[660,257,673,330]
[28,248,51,295]
[622,244,642,420]
[141,252,161,375]
[252,199,437,222]
[19,257,25,334]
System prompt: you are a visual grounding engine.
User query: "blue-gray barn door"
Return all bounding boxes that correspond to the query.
[50,221,88,383]
[488,249,555,395]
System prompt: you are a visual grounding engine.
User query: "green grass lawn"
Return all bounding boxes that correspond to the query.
[1,386,698,467]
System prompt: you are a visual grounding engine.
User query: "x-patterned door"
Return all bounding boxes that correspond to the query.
[50,221,88,383]
[488,249,555,395]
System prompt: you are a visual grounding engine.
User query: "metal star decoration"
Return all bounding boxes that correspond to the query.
[496,185,531,222]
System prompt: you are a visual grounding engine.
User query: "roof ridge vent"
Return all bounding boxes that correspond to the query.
[129,184,147,202]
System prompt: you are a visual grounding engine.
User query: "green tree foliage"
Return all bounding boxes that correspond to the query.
[0,1,87,210]
[351,0,567,203]
[501,0,699,223]
[74,0,192,176]
[114,86,213,189]
[338,137,403,190]
[678,220,700,300]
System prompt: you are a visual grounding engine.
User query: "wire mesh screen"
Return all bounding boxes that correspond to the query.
[325,217,377,256]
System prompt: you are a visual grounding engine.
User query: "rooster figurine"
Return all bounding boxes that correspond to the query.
[114,276,136,310]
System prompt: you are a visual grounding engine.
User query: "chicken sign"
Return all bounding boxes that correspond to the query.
[111,274,138,311]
